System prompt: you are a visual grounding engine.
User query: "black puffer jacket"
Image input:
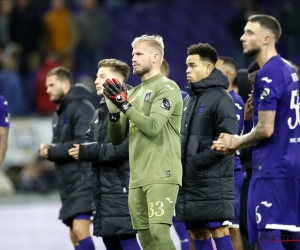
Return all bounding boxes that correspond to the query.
[176,69,238,222]
[48,83,95,223]
[79,96,135,237]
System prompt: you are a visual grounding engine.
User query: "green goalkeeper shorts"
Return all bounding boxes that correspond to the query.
[128,183,179,230]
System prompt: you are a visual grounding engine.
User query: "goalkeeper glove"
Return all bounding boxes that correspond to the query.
[103,78,132,113]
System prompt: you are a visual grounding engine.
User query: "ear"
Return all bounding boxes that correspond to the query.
[153,54,159,63]
[225,71,231,79]
[263,35,270,46]
[206,63,213,74]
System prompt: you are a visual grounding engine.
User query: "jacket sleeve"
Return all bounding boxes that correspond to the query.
[78,137,129,163]
[192,95,238,170]
[48,101,95,162]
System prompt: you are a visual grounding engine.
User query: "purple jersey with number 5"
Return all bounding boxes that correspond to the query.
[252,56,300,178]
[0,96,9,128]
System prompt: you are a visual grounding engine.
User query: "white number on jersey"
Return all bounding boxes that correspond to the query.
[288,89,300,129]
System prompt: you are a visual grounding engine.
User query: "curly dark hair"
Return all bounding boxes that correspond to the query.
[187,43,218,65]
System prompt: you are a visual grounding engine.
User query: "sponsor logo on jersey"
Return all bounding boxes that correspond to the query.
[161,98,173,110]
[261,77,272,83]
[260,88,270,100]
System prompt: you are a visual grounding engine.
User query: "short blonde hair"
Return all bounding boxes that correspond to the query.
[131,35,164,62]
[98,59,130,82]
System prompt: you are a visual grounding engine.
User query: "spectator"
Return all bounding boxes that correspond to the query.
[24,52,41,113]
[0,45,25,116]
[8,0,42,77]
[0,0,13,46]
[76,0,112,74]
[44,0,79,55]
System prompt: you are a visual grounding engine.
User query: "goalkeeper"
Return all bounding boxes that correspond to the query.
[103,35,183,250]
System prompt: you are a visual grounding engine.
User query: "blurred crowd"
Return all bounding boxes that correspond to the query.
[0,0,114,116]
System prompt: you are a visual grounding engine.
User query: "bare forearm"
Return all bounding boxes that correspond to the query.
[239,111,275,149]
[238,127,265,149]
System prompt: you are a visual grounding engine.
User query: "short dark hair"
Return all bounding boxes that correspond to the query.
[47,66,73,84]
[218,56,238,76]
[98,59,130,82]
[248,14,282,43]
[161,58,170,77]
[248,61,260,74]
[187,43,218,65]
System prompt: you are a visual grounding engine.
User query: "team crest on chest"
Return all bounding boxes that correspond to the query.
[144,92,152,102]
[198,105,205,114]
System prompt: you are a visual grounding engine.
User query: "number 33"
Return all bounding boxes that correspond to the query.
[148,201,165,217]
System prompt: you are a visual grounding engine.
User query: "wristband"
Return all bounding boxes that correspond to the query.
[119,101,132,113]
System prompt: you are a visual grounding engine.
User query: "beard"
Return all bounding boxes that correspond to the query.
[133,64,151,77]
[243,47,260,57]
[51,91,65,104]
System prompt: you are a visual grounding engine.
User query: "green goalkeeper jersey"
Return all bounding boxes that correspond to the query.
[108,73,183,188]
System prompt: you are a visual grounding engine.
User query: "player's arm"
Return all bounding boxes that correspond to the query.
[192,96,238,170]
[78,137,129,163]
[48,102,95,161]
[108,114,129,145]
[104,78,181,138]
[0,127,8,166]
[238,75,282,149]
[0,99,9,166]
[238,111,275,148]
[123,86,180,137]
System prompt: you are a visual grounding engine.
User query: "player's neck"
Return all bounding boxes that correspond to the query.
[255,47,278,68]
[226,82,233,93]
[142,69,161,81]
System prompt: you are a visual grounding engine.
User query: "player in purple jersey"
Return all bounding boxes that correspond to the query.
[161,58,191,250]
[212,15,300,250]
[0,96,9,165]
[216,56,244,250]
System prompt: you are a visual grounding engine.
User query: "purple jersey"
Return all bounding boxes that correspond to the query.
[229,90,245,170]
[252,56,300,178]
[0,96,9,128]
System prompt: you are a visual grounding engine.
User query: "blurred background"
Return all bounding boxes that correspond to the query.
[0,0,299,249]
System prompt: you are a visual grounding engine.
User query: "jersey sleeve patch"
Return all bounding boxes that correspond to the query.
[160,98,173,110]
[260,88,270,100]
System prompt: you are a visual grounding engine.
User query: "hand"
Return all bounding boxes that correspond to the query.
[68,144,80,160]
[103,78,132,113]
[244,93,253,121]
[39,143,49,158]
[104,95,120,114]
[211,133,240,154]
